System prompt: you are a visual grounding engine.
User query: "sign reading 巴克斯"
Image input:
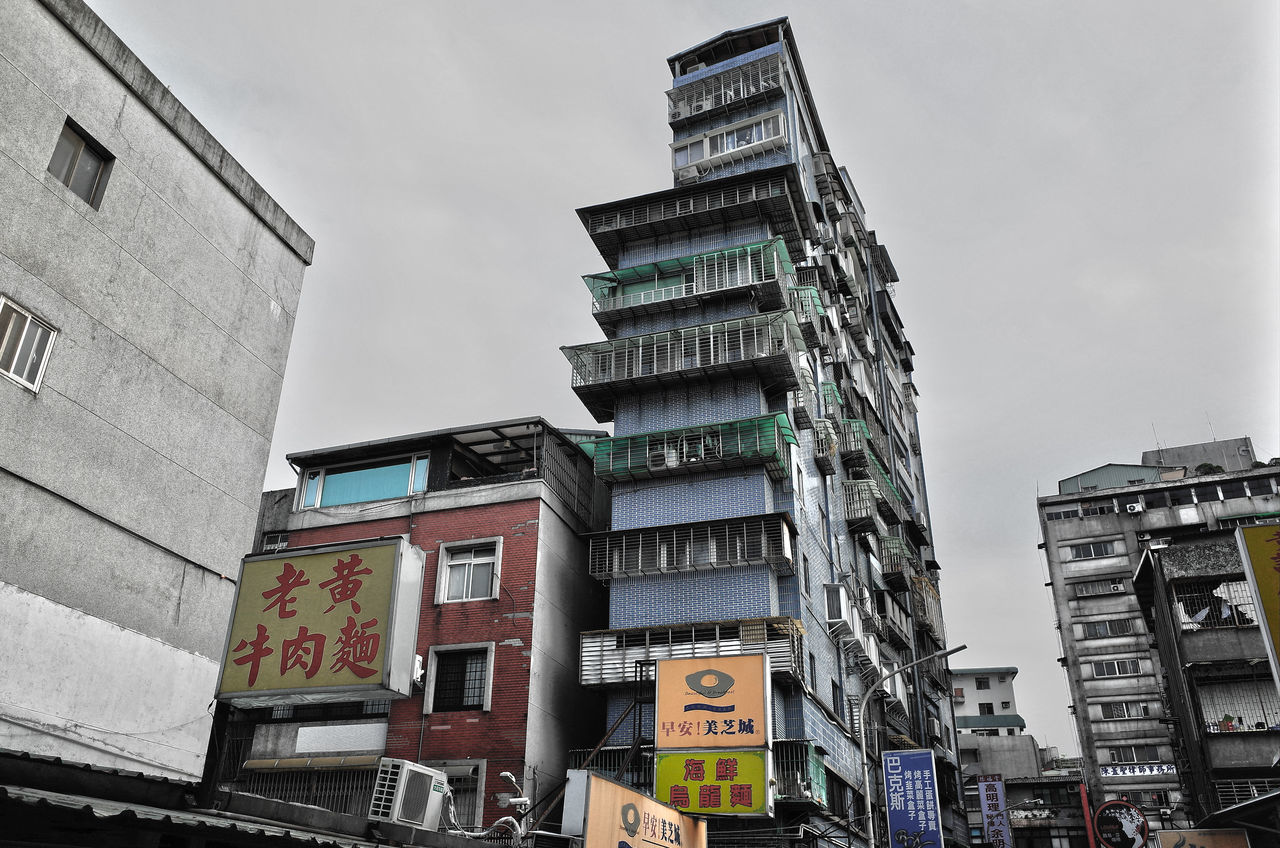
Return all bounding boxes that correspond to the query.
[883,750,943,848]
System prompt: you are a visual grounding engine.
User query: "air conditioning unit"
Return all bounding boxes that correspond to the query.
[369,758,449,833]
[675,165,701,184]
[647,449,678,471]
[1110,583,1125,593]
[824,584,854,635]
[1126,503,1145,514]
[685,62,706,73]
[1159,808,1173,817]
[926,717,942,739]
[670,108,683,120]
[1137,532,1152,541]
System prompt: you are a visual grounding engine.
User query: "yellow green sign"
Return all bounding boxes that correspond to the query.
[655,749,770,816]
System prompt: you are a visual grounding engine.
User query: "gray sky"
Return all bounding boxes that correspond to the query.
[85,0,1279,756]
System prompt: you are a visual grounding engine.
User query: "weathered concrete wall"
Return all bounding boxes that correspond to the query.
[0,0,310,779]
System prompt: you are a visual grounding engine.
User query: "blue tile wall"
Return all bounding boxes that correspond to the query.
[800,697,860,785]
[615,298,761,337]
[617,222,772,268]
[673,93,790,142]
[605,693,654,747]
[614,382,765,436]
[671,42,783,87]
[611,470,773,531]
[608,564,775,629]
[702,149,794,181]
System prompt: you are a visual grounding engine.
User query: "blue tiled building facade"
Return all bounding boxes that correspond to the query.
[565,19,965,848]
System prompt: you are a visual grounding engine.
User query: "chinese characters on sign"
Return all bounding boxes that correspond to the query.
[883,750,943,848]
[976,774,1010,848]
[568,771,707,848]
[218,543,401,700]
[655,655,769,749]
[1238,526,1280,695]
[655,750,769,815]
[1098,764,1177,777]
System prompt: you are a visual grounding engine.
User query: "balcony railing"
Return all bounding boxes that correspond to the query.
[912,575,946,644]
[587,512,795,580]
[588,414,796,483]
[820,381,845,419]
[562,311,804,421]
[773,740,826,805]
[667,53,783,124]
[876,589,913,648]
[568,747,654,795]
[585,238,792,330]
[790,364,818,431]
[843,480,890,536]
[838,419,873,470]
[852,455,904,525]
[587,175,790,235]
[580,618,804,687]
[813,419,839,476]
[788,286,828,351]
[879,535,920,590]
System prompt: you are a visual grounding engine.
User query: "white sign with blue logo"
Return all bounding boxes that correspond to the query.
[882,749,944,848]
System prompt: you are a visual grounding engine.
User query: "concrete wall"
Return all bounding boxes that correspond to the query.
[0,0,309,779]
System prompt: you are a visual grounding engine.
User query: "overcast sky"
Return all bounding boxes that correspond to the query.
[85,0,1278,756]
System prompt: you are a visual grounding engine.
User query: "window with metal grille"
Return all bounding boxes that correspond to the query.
[0,297,55,391]
[47,119,112,207]
[1092,659,1142,678]
[1082,618,1136,639]
[1100,701,1151,720]
[430,647,491,712]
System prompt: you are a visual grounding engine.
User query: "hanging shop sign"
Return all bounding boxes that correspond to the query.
[1093,799,1149,848]
[654,749,771,816]
[562,770,707,848]
[882,749,943,848]
[975,774,1010,848]
[655,654,770,749]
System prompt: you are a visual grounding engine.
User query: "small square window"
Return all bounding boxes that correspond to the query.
[437,539,501,603]
[48,120,112,208]
[975,676,990,690]
[426,643,494,712]
[0,297,56,391]
[978,702,994,715]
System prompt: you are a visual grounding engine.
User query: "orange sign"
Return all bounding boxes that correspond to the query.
[655,655,769,749]
[565,771,707,848]
[217,538,422,704]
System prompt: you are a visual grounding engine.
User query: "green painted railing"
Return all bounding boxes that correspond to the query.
[590,413,798,482]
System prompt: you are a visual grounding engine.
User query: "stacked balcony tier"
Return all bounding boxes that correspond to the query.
[666,51,783,126]
[562,311,805,422]
[878,535,920,591]
[579,617,804,686]
[587,512,796,579]
[585,238,793,337]
[585,413,796,482]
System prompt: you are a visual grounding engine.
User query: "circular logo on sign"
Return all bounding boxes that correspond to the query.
[620,802,640,837]
[686,668,735,698]
[1093,800,1148,848]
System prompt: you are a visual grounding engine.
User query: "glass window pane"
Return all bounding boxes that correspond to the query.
[0,305,24,372]
[48,125,81,184]
[447,564,469,600]
[21,325,51,384]
[736,125,755,147]
[674,146,690,168]
[688,143,703,163]
[709,134,724,155]
[68,145,104,202]
[303,471,321,507]
[319,459,412,506]
[469,562,492,598]
[764,115,780,138]
[412,457,429,492]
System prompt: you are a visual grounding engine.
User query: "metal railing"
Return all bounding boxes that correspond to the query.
[589,414,794,482]
[563,311,802,389]
[838,419,873,469]
[843,480,890,536]
[587,239,792,316]
[580,618,804,687]
[587,513,794,579]
[820,381,845,419]
[773,740,825,804]
[912,575,947,644]
[586,175,790,234]
[243,766,378,817]
[813,418,839,476]
[1174,580,1258,630]
[787,286,828,350]
[790,364,818,430]
[879,535,920,586]
[568,747,654,795]
[667,53,783,122]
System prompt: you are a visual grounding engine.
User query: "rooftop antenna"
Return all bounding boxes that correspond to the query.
[1151,422,1164,464]
[1205,411,1217,442]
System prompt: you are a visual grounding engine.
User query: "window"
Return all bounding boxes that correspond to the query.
[426,643,494,712]
[1249,478,1274,497]
[424,761,484,828]
[299,454,429,508]
[1107,745,1160,764]
[831,680,846,721]
[1144,491,1170,509]
[1101,701,1151,720]
[438,539,501,603]
[975,676,990,690]
[1193,484,1221,504]
[1082,618,1136,639]
[979,703,994,715]
[0,298,56,390]
[1045,507,1079,521]
[1075,578,1126,597]
[671,111,786,171]
[47,119,112,207]
[1093,659,1142,678]
[1069,541,1116,560]
[1080,501,1115,516]
[261,532,289,552]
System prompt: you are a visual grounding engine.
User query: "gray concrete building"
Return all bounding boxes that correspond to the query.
[1038,439,1278,835]
[0,0,312,781]
[953,667,1027,737]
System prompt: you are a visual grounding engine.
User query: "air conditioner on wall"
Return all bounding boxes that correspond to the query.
[648,449,678,471]
[1126,503,1145,514]
[369,758,449,833]
[926,717,942,738]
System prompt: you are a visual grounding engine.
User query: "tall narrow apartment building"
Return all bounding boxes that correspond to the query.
[563,20,962,847]
[1038,437,1278,833]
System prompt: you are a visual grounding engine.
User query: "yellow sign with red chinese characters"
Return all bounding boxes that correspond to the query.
[655,750,770,815]
[217,538,422,704]
[655,655,769,749]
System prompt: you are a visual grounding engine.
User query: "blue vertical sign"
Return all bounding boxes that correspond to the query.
[882,749,943,848]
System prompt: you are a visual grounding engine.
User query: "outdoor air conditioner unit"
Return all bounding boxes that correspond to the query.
[926,717,942,738]
[369,758,449,833]
[1126,503,1145,514]
[675,165,701,184]
[648,449,678,471]
[685,62,706,73]
[1159,808,1174,817]
[824,584,854,636]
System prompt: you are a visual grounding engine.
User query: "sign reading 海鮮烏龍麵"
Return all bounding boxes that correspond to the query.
[882,749,943,848]
[654,655,770,749]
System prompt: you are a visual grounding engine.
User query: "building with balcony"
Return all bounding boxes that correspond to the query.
[563,19,961,848]
[1038,437,1278,835]
[953,667,1028,737]
[1133,529,1280,824]
[0,0,311,789]
[210,418,610,836]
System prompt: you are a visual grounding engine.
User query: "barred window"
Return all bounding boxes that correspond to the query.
[1082,619,1136,639]
[1093,659,1142,678]
[427,644,493,713]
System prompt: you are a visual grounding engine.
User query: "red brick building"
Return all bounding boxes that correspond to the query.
[216,418,609,832]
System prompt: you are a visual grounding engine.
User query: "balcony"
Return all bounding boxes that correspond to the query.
[773,740,826,805]
[843,480,890,536]
[875,589,912,648]
[579,617,804,687]
[911,575,946,644]
[813,419,839,476]
[667,52,783,126]
[579,165,814,272]
[820,381,845,419]
[852,454,904,525]
[788,286,828,351]
[879,535,920,590]
[586,512,795,580]
[562,310,804,422]
[587,414,796,483]
[838,419,873,470]
[789,363,818,430]
[585,238,792,336]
